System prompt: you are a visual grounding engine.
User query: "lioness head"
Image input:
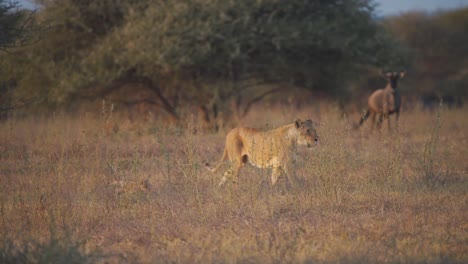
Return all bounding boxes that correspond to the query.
[294,119,319,148]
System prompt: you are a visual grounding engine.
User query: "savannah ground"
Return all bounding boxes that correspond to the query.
[0,103,467,263]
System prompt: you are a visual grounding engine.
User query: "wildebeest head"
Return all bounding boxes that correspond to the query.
[382,70,406,89]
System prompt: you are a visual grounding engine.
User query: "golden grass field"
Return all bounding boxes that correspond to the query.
[0,103,467,263]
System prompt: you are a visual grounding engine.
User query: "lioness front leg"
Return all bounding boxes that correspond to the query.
[271,167,282,185]
[283,167,298,188]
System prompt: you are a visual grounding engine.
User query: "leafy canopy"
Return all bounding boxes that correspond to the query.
[3,0,408,110]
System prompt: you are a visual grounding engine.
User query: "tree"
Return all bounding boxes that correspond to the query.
[384,8,468,106]
[1,0,138,112]
[3,0,409,124]
[60,0,405,121]
[0,0,42,117]
[0,0,37,50]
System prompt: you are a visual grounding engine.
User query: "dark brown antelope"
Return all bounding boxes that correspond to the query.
[357,71,406,131]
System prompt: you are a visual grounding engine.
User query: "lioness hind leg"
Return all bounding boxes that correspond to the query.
[218,170,231,186]
[218,165,241,187]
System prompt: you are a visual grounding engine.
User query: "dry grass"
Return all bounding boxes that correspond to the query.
[0,103,467,263]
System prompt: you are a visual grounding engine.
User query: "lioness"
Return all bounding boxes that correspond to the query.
[206,119,319,186]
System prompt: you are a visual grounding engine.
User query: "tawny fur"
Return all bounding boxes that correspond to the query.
[206,119,319,186]
[358,71,406,131]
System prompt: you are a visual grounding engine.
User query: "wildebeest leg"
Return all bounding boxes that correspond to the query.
[395,111,400,130]
[359,110,370,126]
[370,112,376,130]
[386,113,391,131]
[377,113,384,130]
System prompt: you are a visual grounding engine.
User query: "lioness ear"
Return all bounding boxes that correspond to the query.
[294,119,302,128]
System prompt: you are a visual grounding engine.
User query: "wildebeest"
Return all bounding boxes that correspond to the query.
[357,71,406,131]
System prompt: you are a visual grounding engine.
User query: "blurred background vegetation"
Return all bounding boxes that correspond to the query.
[1,0,467,124]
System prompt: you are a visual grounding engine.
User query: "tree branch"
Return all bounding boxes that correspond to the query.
[241,87,283,118]
[0,97,42,112]
[115,98,161,107]
[75,70,179,121]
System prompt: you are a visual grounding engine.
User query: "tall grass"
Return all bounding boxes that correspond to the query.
[0,103,466,263]
[419,101,445,187]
